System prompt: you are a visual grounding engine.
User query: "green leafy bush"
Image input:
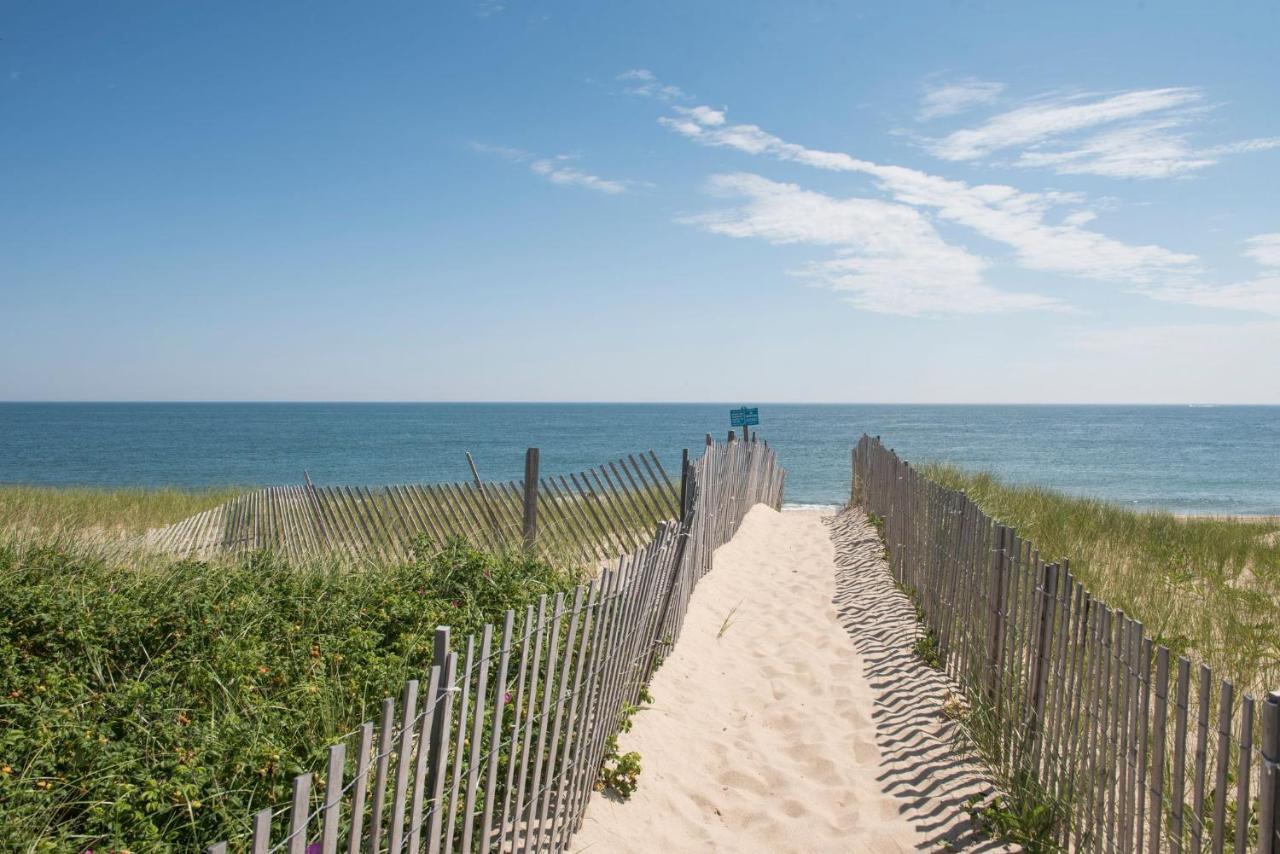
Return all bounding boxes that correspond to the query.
[0,536,580,851]
[596,688,650,800]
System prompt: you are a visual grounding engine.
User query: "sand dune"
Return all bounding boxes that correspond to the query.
[572,506,1003,853]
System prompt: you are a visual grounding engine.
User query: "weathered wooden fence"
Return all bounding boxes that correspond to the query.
[853,434,1280,853]
[143,450,680,566]
[204,436,784,853]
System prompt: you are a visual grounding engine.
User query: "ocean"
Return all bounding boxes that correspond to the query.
[1,403,1277,515]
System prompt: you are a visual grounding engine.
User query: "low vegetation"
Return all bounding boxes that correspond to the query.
[922,463,1280,699]
[596,687,651,801]
[895,582,944,670]
[0,534,581,851]
[877,512,1063,850]
[0,484,241,544]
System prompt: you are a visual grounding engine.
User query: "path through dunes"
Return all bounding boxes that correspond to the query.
[571,507,1005,853]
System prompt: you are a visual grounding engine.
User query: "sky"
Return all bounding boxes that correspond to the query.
[3,1,1279,403]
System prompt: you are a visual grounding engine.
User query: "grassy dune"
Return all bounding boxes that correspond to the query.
[923,463,1280,698]
[0,485,243,542]
[0,480,664,849]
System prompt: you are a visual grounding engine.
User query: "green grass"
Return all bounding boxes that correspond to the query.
[0,534,581,851]
[0,485,243,542]
[922,463,1280,698]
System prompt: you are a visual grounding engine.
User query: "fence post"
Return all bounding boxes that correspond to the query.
[984,525,1009,704]
[1261,691,1280,854]
[727,430,735,443]
[678,449,689,521]
[522,448,539,550]
[705,432,712,446]
[425,627,450,823]
[851,448,857,506]
[426,636,456,853]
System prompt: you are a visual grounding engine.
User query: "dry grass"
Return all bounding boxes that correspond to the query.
[923,463,1280,698]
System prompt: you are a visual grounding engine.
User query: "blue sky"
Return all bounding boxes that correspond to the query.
[3,1,1278,403]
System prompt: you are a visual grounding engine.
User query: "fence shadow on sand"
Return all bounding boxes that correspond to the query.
[827,509,1009,853]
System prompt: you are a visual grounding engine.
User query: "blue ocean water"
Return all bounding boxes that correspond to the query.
[1,404,1277,514]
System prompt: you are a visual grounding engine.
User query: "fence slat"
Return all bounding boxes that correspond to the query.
[1149,646,1170,854]
[1213,680,1235,854]
[346,723,374,854]
[288,772,312,854]
[321,742,346,854]
[479,610,516,848]
[367,697,395,854]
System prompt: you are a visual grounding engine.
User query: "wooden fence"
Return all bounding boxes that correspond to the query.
[853,434,1280,853]
[143,450,680,566]
[204,436,784,853]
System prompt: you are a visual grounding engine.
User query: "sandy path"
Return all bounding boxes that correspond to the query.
[572,506,998,853]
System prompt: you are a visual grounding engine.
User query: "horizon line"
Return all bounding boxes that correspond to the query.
[1,400,1277,407]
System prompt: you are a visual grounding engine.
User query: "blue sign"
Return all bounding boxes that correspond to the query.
[729,407,759,427]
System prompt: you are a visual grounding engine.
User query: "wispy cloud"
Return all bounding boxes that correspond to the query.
[929,88,1200,160]
[1243,233,1280,268]
[925,86,1280,178]
[659,103,1196,286]
[917,78,1004,121]
[1139,232,1280,315]
[616,69,686,102]
[529,157,627,194]
[472,143,629,194]
[682,173,1059,316]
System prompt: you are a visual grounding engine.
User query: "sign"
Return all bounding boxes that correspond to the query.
[729,407,759,427]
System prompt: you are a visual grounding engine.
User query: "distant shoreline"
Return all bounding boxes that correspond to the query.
[1174,513,1280,521]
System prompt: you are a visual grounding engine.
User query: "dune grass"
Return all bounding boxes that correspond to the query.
[922,463,1280,698]
[0,533,581,851]
[0,485,243,542]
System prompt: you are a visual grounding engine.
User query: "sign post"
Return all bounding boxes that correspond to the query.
[729,406,759,442]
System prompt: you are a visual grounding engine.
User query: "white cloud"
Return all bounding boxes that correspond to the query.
[472,143,629,194]
[925,86,1280,178]
[674,105,726,126]
[683,173,1061,316]
[1138,277,1280,315]
[659,104,1197,285]
[529,157,627,194]
[616,69,686,102]
[470,142,532,162]
[1015,118,1214,178]
[1139,233,1280,315]
[918,78,1004,120]
[1062,210,1097,227]
[929,88,1200,161]
[1243,233,1280,267]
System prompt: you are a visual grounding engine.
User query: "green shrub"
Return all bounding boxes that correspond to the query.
[596,688,650,800]
[0,536,580,851]
[911,629,943,670]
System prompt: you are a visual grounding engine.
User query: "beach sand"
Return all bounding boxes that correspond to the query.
[571,506,1001,853]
